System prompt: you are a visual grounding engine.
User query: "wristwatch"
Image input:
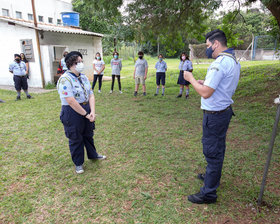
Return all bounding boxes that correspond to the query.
[83,112,88,117]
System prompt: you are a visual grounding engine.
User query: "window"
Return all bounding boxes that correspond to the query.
[28,13,33,21]
[2,8,9,17]
[16,11,22,19]
[57,19,62,25]
[48,17,53,24]
[38,15,43,22]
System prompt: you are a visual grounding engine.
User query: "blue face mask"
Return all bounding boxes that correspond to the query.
[97,56,101,60]
[206,46,214,58]
[159,58,163,61]
[114,55,118,59]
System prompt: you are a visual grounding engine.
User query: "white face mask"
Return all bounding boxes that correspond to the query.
[75,62,84,73]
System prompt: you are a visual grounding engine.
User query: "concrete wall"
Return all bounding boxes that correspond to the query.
[0,20,42,87]
[40,32,103,81]
[0,0,72,25]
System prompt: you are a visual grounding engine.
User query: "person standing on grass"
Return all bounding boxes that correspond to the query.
[154,54,167,96]
[92,52,105,93]
[20,53,29,79]
[133,51,148,96]
[176,53,193,99]
[110,51,122,94]
[57,51,106,174]
[9,54,32,101]
[184,29,240,204]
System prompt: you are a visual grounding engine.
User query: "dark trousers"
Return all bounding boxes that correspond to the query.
[200,107,233,199]
[156,72,166,86]
[92,75,103,90]
[60,104,98,166]
[111,75,121,91]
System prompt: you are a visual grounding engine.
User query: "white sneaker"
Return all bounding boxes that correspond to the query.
[98,90,101,93]
[96,154,106,160]
[119,91,123,94]
[75,165,84,174]
[109,90,113,94]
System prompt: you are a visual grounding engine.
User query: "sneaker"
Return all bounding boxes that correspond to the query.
[176,94,182,98]
[0,99,5,103]
[98,90,101,93]
[143,92,146,96]
[119,91,123,94]
[96,154,106,160]
[109,90,113,94]
[16,96,21,101]
[162,93,165,96]
[188,192,217,204]
[27,95,32,99]
[186,94,189,99]
[75,165,84,174]
[154,93,158,96]
[134,91,137,96]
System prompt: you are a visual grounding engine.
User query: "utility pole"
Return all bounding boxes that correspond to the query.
[157,36,159,56]
[31,0,45,88]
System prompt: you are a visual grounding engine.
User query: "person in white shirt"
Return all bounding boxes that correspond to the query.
[92,52,105,93]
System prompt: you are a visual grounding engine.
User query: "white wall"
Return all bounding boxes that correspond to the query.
[0,0,72,24]
[40,32,103,79]
[0,20,43,87]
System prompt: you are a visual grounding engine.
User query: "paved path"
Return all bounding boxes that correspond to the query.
[0,85,55,94]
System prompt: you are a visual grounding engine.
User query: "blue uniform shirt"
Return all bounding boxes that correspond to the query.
[57,71,93,105]
[155,60,167,73]
[9,61,26,76]
[179,60,192,71]
[201,49,240,111]
[61,58,67,70]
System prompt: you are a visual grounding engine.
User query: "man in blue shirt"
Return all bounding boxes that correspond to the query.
[184,29,240,204]
[9,54,32,100]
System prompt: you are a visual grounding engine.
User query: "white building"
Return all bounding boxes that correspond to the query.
[0,0,103,88]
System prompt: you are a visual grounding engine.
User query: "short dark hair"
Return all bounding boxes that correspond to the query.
[205,29,227,47]
[138,51,144,56]
[95,52,102,60]
[14,54,21,58]
[65,51,83,69]
[158,54,164,58]
[113,51,119,56]
[180,52,189,61]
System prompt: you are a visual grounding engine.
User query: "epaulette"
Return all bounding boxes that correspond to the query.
[218,52,238,64]
[57,73,73,87]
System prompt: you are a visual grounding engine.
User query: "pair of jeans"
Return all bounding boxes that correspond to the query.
[111,75,121,91]
[92,75,103,90]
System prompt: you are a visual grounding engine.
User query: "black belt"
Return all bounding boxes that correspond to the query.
[203,105,231,114]
[80,102,89,105]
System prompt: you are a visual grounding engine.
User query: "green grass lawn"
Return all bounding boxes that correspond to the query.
[0,59,280,223]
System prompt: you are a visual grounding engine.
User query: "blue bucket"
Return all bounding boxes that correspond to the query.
[61,12,79,27]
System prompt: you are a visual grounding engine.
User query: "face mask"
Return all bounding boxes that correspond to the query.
[159,58,163,61]
[139,55,143,59]
[97,56,101,60]
[15,58,20,63]
[114,55,118,59]
[75,62,84,73]
[206,46,214,58]
[181,56,186,61]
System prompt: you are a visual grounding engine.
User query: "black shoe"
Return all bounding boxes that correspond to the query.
[16,96,21,101]
[185,94,189,99]
[143,92,146,96]
[176,94,182,98]
[188,192,217,204]
[197,173,205,181]
[134,91,137,96]
[162,93,164,96]
[27,95,32,99]
[154,93,158,96]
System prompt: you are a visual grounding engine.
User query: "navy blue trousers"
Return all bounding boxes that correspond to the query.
[200,107,233,199]
[60,104,98,166]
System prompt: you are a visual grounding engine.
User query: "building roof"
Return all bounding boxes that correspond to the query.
[0,16,103,37]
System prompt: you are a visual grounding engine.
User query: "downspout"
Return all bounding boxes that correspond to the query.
[31,0,45,88]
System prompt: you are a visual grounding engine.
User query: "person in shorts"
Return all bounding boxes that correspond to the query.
[133,51,148,96]
[9,54,32,100]
[154,54,167,96]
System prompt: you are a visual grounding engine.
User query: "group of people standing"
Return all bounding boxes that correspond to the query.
[57,29,241,206]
